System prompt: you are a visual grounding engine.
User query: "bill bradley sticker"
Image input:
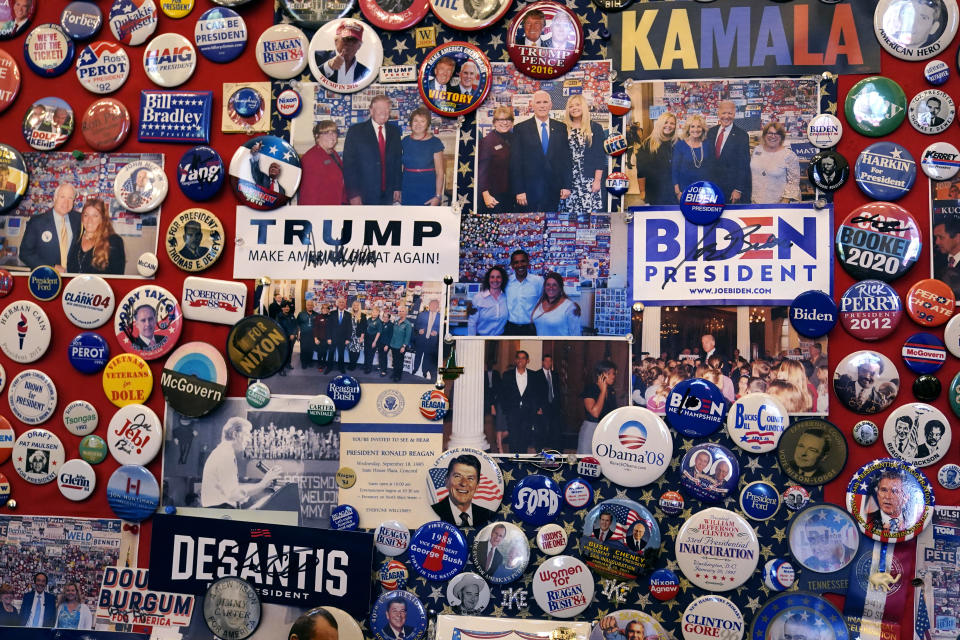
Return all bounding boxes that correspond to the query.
[8,369,57,425]
[13,427,64,484]
[137,89,212,144]
[472,521,529,584]
[427,447,503,526]
[591,406,672,488]
[883,402,951,467]
[726,393,788,454]
[748,592,849,640]
[845,457,934,543]
[674,507,759,592]
[203,577,261,640]
[835,202,920,282]
[370,590,426,640]
[0,300,51,363]
[839,280,903,341]
[165,208,224,272]
[580,499,660,580]
[587,610,669,640]
[681,595,744,640]
[788,503,859,574]
[114,284,182,360]
[680,443,739,503]
[532,555,593,618]
[418,41,490,117]
[777,418,848,486]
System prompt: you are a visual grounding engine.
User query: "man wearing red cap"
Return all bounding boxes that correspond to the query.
[314,20,370,86]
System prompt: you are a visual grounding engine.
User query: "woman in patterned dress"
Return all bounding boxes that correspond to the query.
[560,94,606,213]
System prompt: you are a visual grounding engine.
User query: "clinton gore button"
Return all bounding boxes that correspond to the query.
[177,146,224,201]
[665,377,726,437]
[103,353,153,407]
[839,280,903,341]
[255,24,309,80]
[884,402,951,468]
[921,142,960,180]
[162,342,228,417]
[0,300,51,363]
[845,76,906,137]
[58,458,96,501]
[909,89,955,134]
[679,181,724,225]
[806,113,842,149]
[107,403,162,465]
[902,332,946,374]
[675,507,758,591]
[789,290,837,337]
[195,8,246,63]
[62,274,115,328]
[854,142,916,201]
[81,98,131,151]
[76,41,130,94]
[532,555,593,618]
[106,465,159,522]
[907,278,956,326]
[63,399,98,436]
[13,428,64,484]
[681,596,744,640]
[68,332,109,374]
[61,2,103,41]
[726,393,788,454]
[591,406,672,487]
[24,24,75,77]
[836,202,921,282]
[108,0,158,46]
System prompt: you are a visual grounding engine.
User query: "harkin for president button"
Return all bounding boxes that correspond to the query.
[789,290,837,337]
[839,280,903,341]
[844,76,906,137]
[62,274,115,328]
[902,332,946,374]
[907,278,956,326]
[24,24,75,77]
[854,142,916,201]
[13,428,64,484]
[107,403,162,465]
[835,202,921,282]
[0,300,51,363]
[68,332,109,374]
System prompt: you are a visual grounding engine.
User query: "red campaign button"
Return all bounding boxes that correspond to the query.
[907,278,956,327]
[506,1,582,79]
[0,50,21,115]
[839,280,903,341]
[81,98,130,151]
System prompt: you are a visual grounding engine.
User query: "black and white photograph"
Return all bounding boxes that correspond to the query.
[445,573,490,616]
[877,0,951,51]
[765,607,838,640]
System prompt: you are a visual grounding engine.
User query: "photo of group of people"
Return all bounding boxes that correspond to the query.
[931,176,960,300]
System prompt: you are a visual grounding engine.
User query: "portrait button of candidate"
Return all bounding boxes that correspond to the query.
[832,350,900,415]
[874,0,960,61]
[776,418,848,486]
[472,521,528,583]
[788,504,860,575]
[845,458,934,542]
[288,607,358,640]
[370,591,427,640]
[427,448,503,529]
[506,1,583,79]
[308,19,383,94]
[0,142,28,214]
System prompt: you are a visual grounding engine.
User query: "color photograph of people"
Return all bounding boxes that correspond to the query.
[930,181,960,300]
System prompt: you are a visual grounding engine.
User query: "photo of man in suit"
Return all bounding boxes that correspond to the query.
[288,606,338,640]
[178,220,209,261]
[833,353,894,414]
[625,521,650,552]
[591,511,615,541]
[412,299,441,380]
[517,10,551,47]
[20,572,56,627]
[933,218,960,298]
[784,429,830,482]
[20,181,80,272]
[866,469,914,535]
[130,304,167,351]
[377,597,413,640]
[425,56,457,97]
[249,140,286,196]
[474,523,506,575]
[324,297,352,374]
[431,453,496,528]
[539,354,563,444]
[510,90,571,212]
[343,95,402,205]
[705,101,751,203]
[313,20,370,87]
[915,418,945,460]
[883,0,945,48]
[497,350,546,453]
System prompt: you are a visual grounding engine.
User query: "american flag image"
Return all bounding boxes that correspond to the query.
[916,588,932,640]
[618,421,647,450]
[428,468,503,505]
[601,502,647,542]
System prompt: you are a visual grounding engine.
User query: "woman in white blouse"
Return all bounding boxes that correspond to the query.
[750,121,800,204]
[531,272,581,336]
[467,265,508,336]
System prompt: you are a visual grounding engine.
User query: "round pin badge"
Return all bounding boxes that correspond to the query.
[915,374,942,402]
[762,559,795,592]
[280,0,356,27]
[62,275,115,328]
[807,149,849,191]
[854,142,917,201]
[908,278,956,326]
[0,416,12,464]
[418,42,490,117]
[922,141,960,180]
[659,490,684,515]
[8,370,56,425]
[446,572,490,615]
[902,332,946,374]
[331,504,360,530]
[408,520,467,581]
[789,290,837,337]
[429,0,510,30]
[255,24,309,80]
[783,485,810,512]
[107,403,162,465]
[839,280,903,340]
[227,85,265,128]
[22,98,73,151]
[377,559,409,591]
[114,285,182,360]
[577,456,601,478]
[681,596,744,640]
[649,568,680,601]
[603,132,627,157]
[13,428,64,484]
[472,521,529,583]
[532,555,593,618]
[194,8,246,62]
[58,458,96,501]
[563,477,592,508]
[0,52,21,116]
[853,420,879,446]
[143,33,196,87]
[909,89,955,134]
[335,467,356,489]
[0,300,51,363]
[536,523,568,555]
[606,172,630,197]
[165,208,224,273]
[0,145,26,215]
[581,499,660,579]
[161,342,228,418]
[114,159,167,213]
[419,389,449,420]
[883,403,951,467]
[228,135,301,210]
[203,577,260,640]
[106,464,159,522]
[675,507,759,591]
[680,443,739,503]
[590,406,672,487]
[360,0,428,30]
[0,271,11,298]
[665,377,727,437]
[306,394,335,425]
[511,475,561,526]
[28,266,61,302]
[727,393,788,454]
[245,381,270,408]
[506,2,583,79]
[227,315,290,379]
[777,418,848,485]
[844,76,907,137]
[76,41,130,94]
[846,458,934,542]
[739,481,781,521]
[63,399,98,436]
[137,253,158,277]
[81,98,131,150]
[926,58,951,84]
[108,0,158,46]
[24,24,75,77]
[176,146,224,201]
[102,353,153,407]
[374,520,410,556]
[161,0,194,18]
[806,113,843,148]
[836,202,921,282]
[874,0,959,61]
[607,91,631,117]
[61,2,102,41]
[308,19,383,94]
[588,610,669,640]
[679,180,724,225]
[328,374,360,410]
[427,447,503,526]
[68,332,109,374]
[370,591,426,640]
[750,593,848,640]
[0,0,35,39]
[835,348,901,413]
[938,463,960,489]
[276,89,301,119]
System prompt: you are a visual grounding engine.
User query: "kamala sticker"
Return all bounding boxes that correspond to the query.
[532,555,593,618]
[418,41,490,117]
[832,350,899,415]
[228,135,301,210]
[777,418,848,486]
[681,596,744,640]
[835,201,921,282]
[0,299,51,363]
[788,503,859,574]
[506,1,582,79]
[874,0,959,61]
[408,520,467,581]
[680,443,739,503]
[748,593,848,640]
[13,428,64,484]
[165,208,224,272]
[591,406,672,488]
[883,403,951,467]
[674,507,758,592]
[580,499,660,580]
[114,284,182,360]
[161,342,228,417]
[472,521,528,584]
[726,393,788,454]
[138,89,212,144]
[846,458,934,542]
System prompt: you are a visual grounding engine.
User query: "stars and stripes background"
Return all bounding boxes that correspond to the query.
[428,467,504,507]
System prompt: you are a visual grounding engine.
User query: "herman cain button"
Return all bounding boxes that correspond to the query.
[0,299,51,363]
[226,315,289,379]
[161,342,228,417]
[165,208,224,272]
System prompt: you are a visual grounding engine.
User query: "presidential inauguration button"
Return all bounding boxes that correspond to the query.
[536,523,568,555]
[739,481,780,521]
[62,275,115,328]
[789,290,837,337]
[360,0,427,30]
[176,146,224,201]
[907,278,956,326]
[0,144,27,215]
[203,577,260,640]
[377,559,408,591]
[137,253,158,277]
[0,52,21,115]
[428,0,510,30]
[226,315,289,378]
[161,0,194,18]
[844,76,907,137]
[307,394,336,424]
[938,463,960,489]
[58,458,96,501]
[883,403,951,467]
[328,374,360,410]
[836,202,921,282]
[419,389,449,421]
[370,590,426,640]
[108,403,162,465]
[806,113,843,149]
[76,41,130,94]
[909,89,955,134]
[22,98,73,151]
[681,596,744,640]
[853,420,879,446]
[427,447,503,527]
[228,135,300,210]
[9,370,56,425]
[143,33,196,87]
[255,24,309,79]
[727,393,788,454]
[114,285,182,361]
[194,8,246,62]
[782,485,810,511]
[680,443,739,503]
[13,428,64,484]
[665,377,726,437]
[659,490,684,516]
[473,521,528,583]
[275,89,301,118]
[63,399,98,436]
[649,568,679,601]
[777,418,848,485]
[762,559,795,592]
[24,24,75,77]
[902,332,946,373]
[675,507,758,591]
[506,2,582,79]
[61,2,102,40]
[28,266,61,301]
[68,332,109,374]
[103,353,152,407]
[874,0,959,61]
[308,19,383,94]
[922,141,960,181]
[839,280,903,340]
[854,142,916,200]
[108,0,158,46]
[165,208,224,273]
[114,159,167,213]
[511,475,561,526]
[245,380,270,408]
[331,504,360,530]
[161,342,228,417]
[137,89,213,143]
[679,181,724,225]
[408,520,467,581]
[750,593,848,640]
[418,42,490,117]
[81,98,130,150]
[915,374,942,402]
[375,520,410,556]
[591,406,672,487]
[807,149,848,191]
[106,464,159,522]
[563,477,592,508]
[846,458,934,542]
[0,0,35,39]
[0,300,50,363]
[581,499,660,579]
[532,555,593,617]
[577,456,601,478]
[0,417,11,464]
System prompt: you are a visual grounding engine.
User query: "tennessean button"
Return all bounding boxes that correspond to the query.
[61,2,103,41]
[106,464,160,522]
[107,403,162,465]
[165,208,224,272]
[675,507,758,592]
[13,428,64,484]
[76,41,130,94]
[839,280,903,341]
[24,24,75,77]
[680,443,739,503]
[0,51,21,115]
[63,399,98,436]
[921,141,960,180]
[308,19,383,94]
[853,419,880,446]
[854,142,916,201]
[907,278,956,326]
[143,33,196,87]
[102,353,153,407]
[902,332,946,373]
[681,596,744,640]
[726,393,788,454]
[874,0,959,61]
[228,135,301,210]
[58,458,96,501]
[846,458,934,542]
[531,555,593,617]
[0,300,51,363]
[925,59,950,84]
[591,406,672,487]
[114,159,167,213]
[909,89,955,134]
[255,24,309,79]
[506,1,583,79]
[226,315,289,378]
[806,112,843,148]
[835,202,921,282]
[67,332,109,374]
[108,0,158,46]
[161,342,228,417]
[807,149,848,191]
[22,98,74,151]
[883,402,951,467]
[62,274,115,328]
[81,98,131,150]
[665,376,727,437]
[844,76,907,137]
[114,284,182,360]
[789,290,837,337]
[194,8,246,63]
[28,265,62,301]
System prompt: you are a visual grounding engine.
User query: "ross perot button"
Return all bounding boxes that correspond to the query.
[906,278,956,327]
[76,41,130,95]
[68,332,110,374]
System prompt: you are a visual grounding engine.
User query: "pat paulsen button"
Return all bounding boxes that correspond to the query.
[506,1,583,79]
[114,159,167,213]
[308,19,383,94]
[472,521,529,583]
[13,428,64,484]
[907,278,956,326]
[108,0,158,46]
[674,507,759,592]
[835,202,921,282]
[22,98,73,151]
[854,142,916,201]
[665,377,726,437]
[680,443,739,503]
[921,141,960,180]
[591,406,672,488]
[418,41,490,117]
[76,41,130,94]
[839,280,903,341]
[531,555,594,618]
[81,98,131,151]
[58,458,96,501]
[68,332,109,374]
[681,595,744,640]
[807,149,848,191]
[226,315,289,378]
[536,523,568,555]
[777,418,848,485]
[228,135,301,210]
[563,478,592,508]
[408,520,467,581]
[255,24,309,80]
[580,499,660,580]
[806,113,843,149]
[28,266,62,301]
[360,0,428,30]
[883,402,951,467]
[177,146,224,201]
[909,89,955,134]
[113,284,183,361]
[195,8,246,63]
[874,0,959,61]
[143,33,196,87]
[739,481,780,521]
[789,290,837,337]
[902,332,946,374]
[106,464,159,522]
[165,208,224,273]
[370,591,426,640]
[845,457,934,543]
[726,393,788,454]
[63,399,98,436]
[375,520,410,556]
[107,403,162,465]
[62,274,115,328]
[103,353,153,407]
[161,342,228,417]
[853,419,879,446]
[0,300,51,363]
[511,475,561,526]
[0,52,21,116]
[61,2,103,41]
[203,577,261,640]
[24,24,75,77]
[844,76,906,137]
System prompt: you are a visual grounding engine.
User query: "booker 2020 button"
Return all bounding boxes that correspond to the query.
[675,507,758,591]
[789,290,837,338]
[58,458,96,501]
[854,142,916,201]
[62,275,115,328]
[883,403,951,468]
[902,332,946,374]
[13,428,64,484]
[839,280,902,341]
[107,403,162,465]
[907,278,955,326]
[102,353,153,407]
[845,76,906,137]
[0,300,51,363]
[835,202,920,282]
[681,595,744,640]
[532,555,593,618]
[591,406,672,487]
[106,464,159,522]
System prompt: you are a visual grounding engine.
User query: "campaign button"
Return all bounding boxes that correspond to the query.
[782,485,810,511]
[680,443,739,503]
[328,374,361,410]
[762,559,795,592]
[532,555,593,617]
[563,477,592,508]
[285,0,356,27]
[0,300,51,363]
[63,399,98,437]
[228,135,301,210]
[81,98,130,151]
[726,393,788,454]
[833,350,900,414]
[0,0,35,39]
[511,475,561,526]
[806,113,843,149]
[665,377,726,437]
[9,370,56,426]
[113,284,182,361]
[884,403,951,468]
[536,523,568,555]
[577,456,601,478]
[176,146,224,202]
[658,490,684,516]
[165,208,224,273]
[739,481,780,521]
[335,467,356,489]
[62,274,115,328]
[138,89,212,144]
[24,24,75,77]
[938,463,960,489]
[330,504,360,530]
[428,0,509,31]
[0,270,11,297]
[114,160,167,213]
[874,0,959,61]
[777,418,848,485]
[143,33,196,87]
[603,132,627,156]
[807,149,848,191]
[591,406,672,487]
[914,374,942,402]
[161,342,228,418]
[922,141,960,181]
[13,428,64,484]
[28,266,61,301]
[473,521,528,584]
[844,76,907,136]
[854,142,916,200]
[137,253,158,276]
[230,86,262,118]
[61,2,103,40]
[408,520,467,581]
[276,89,302,118]
[649,568,679,601]
[789,290,837,337]
[306,394,335,425]
[255,24,309,80]
[102,353,153,407]
[675,508,758,591]
[852,420,879,446]
[107,403,162,465]
[106,464,159,522]
[58,458,96,501]
[907,278,956,326]
[506,2,583,79]
[68,332,109,374]
[752,593,847,640]
[417,41,488,117]
[22,98,73,151]
[836,202,921,282]
[203,577,260,640]
[949,371,960,417]
[0,473,10,502]
[682,596,744,640]
[377,559,409,591]
[370,591,426,640]
[226,315,289,379]
[419,389,449,420]
[845,457,934,542]
[605,171,630,197]
[246,381,270,408]
[679,180,724,225]
[607,91,631,116]
[161,0,194,18]
[108,0,158,46]
[839,280,902,340]
[925,59,950,85]
[909,89,955,134]
[0,416,13,464]
[0,52,21,115]
[194,8,246,62]
[76,41,130,95]
[375,520,410,556]
[0,144,27,215]
[902,332,946,373]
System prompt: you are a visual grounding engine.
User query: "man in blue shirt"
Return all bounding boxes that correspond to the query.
[504,249,543,335]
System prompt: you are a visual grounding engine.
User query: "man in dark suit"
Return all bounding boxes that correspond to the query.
[425,56,456,97]
[474,523,506,575]
[249,141,286,196]
[20,182,80,272]
[498,350,546,453]
[933,219,960,299]
[784,429,831,482]
[324,297,352,374]
[705,101,751,204]
[591,511,615,541]
[288,606,339,640]
[343,95,402,205]
[20,572,56,627]
[412,298,441,380]
[865,470,911,536]
[700,334,727,373]
[431,454,496,528]
[834,354,889,413]
[313,20,370,86]
[517,10,552,47]
[538,354,563,448]
[510,90,571,212]
[378,596,414,640]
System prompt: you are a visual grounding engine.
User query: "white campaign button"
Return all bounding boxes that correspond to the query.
[675,507,759,591]
[76,41,130,94]
[255,24,309,79]
[181,276,247,325]
[107,403,162,465]
[806,113,843,149]
[536,523,568,555]
[883,403,951,468]
[374,520,410,556]
[921,141,960,181]
[13,428,65,484]
[62,275,115,328]
[143,33,197,87]
[531,555,593,618]
[681,595,744,640]
[114,160,168,213]
[63,399,98,436]
[137,252,159,276]
[0,300,51,363]
[58,458,96,501]
[8,370,57,426]
[591,406,672,487]
[725,393,789,454]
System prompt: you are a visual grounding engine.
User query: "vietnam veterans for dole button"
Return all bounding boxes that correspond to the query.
[835,202,921,282]
[102,353,153,407]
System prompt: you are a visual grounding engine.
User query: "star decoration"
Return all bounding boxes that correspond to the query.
[681,438,694,451]
[516,608,533,619]
[666,523,680,538]
[614,488,629,500]
[439,604,454,615]
[501,469,515,485]
[382,56,395,67]
[488,34,503,49]
[562,520,578,536]
[639,490,654,503]
[826,100,838,114]
[586,28,601,45]
[634,592,651,608]
[490,605,505,617]
[745,457,763,472]
[459,129,473,146]
[772,527,787,543]
[458,161,471,176]
[745,596,762,612]
[405,54,419,67]
[552,470,566,484]
[761,543,774,559]
[428,586,444,602]
[393,39,408,54]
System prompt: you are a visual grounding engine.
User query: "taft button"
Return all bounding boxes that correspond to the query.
[143,33,196,87]
[22,98,74,152]
[679,180,724,225]
[106,465,160,522]
[902,332,946,374]
[24,24,75,77]
[806,112,842,149]
[79,435,107,464]
[907,278,956,327]
[76,41,130,94]
[0,300,51,363]
[915,374,942,402]
[62,274,115,328]
[68,332,110,374]
[194,8,246,63]
[0,143,28,214]
[13,428,65,484]
[63,399,98,436]
[854,142,916,201]
[114,159,168,213]
[255,24,309,80]
[832,351,899,415]
[844,76,907,137]
[909,89,955,134]
[883,402,950,467]
[0,51,21,115]
[925,59,950,85]
[506,2,583,79]
[81,98,131,150]
[606,172,630,197]
[789,290,837,337]
[852,419,879,446]
[839,280,902,341]
[177,146,225,201]
[874,0,959,61]
[107,403,163,465]
[61,2,103,40]
[58,459,96,501]
[807,149,848,191]
[835,202,921,282]
[108,0,158,46]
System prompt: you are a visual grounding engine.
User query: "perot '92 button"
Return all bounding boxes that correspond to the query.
[68,332,110,374]
[76,41,130,94]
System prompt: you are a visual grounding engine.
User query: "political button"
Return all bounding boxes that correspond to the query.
[308,19,383,94]
[607,91,631,117]
[0,270,10,298]
[9,370,56,426]
[854,142,916,201]
[28,266,61,301]
[806,113,843,148]
[359,0,427,30]
[511,475,561,526]
[228,135,300,210]
[777,418,848,485]
[138,89,213,144]
[532,555,593,617]
[0,144,27,215]
[925,59,950,85]
[605,172,630,197]
[0,52,21,115]
[649,568,679,601]
[782,486,810,511]
[679,180,724,225]
[165,208,224,273]
[835,202,921,282]
[852,419,879,446]
[659,490,684,515]
[58,458,96,501]
[833,349,900,414]
[335,467,356,489]
[307,394,336,424]
[114,285,182,360]
[681,596,744,640]
[202,577,260,640]
[536,523,568,555]
[846,458,934,542]
[739,481,781,521]
[915,374,942,402]
[246,381,270,408]
[902,332,946,373]
[874,0,959,61]
[921,141,960,180]
[62,275,115,328]
[762,559,795,592]
[331,504,360,530]
[194,8,246,63]
[909,89,955,134]
[106,464,159,522]
[665,377,726,437]
[61,2,103,40]
[473,521,528,583]
[839,280,902,340]
[276,89,302,118]
[107,403,162,465]
[506,2,583,79]
[807,149,848,191]
[255,24,309,80]
[419,389,449,420]
[176,146,224,201]
[577,456,601,478]
[76,41,130,94]
[581,499,660,579]
[408,520,467,581]
[938,463,960,489]
[22,98,73,151]
[229,86,262,119]
[418,41,490,117]
[370,591,426,640]
[63,399,98,436]
[427,447,504,526]
[883,403,951,467]
[0,0,35,39]
[81,98,130,150]
[282,0,356,27]
[328,374,360,410]
[108,0,158,46]
[727,393,788,454]
[428,0,510,31]
[114,159,167,213]
[675,507,759,591]
[226,315,289,379]
[680,443,739,503]
[377,559,408,591]
[137,253,158,276]
[789,290,837,337]
[563,477,592,508]
[13,428,64,484]
[750,593,848,640]
[143,33,196,87]
[24,24,75,77]
[0,300,50,363]
[161,0,194,18]
[591,406,672,487]
[374,520,410,556]
[68,332,109,374]
[161,342,228,417]
[844,76,907,137]
[103,353,152,407]
[907,278,956,326]
[0,416,12,463]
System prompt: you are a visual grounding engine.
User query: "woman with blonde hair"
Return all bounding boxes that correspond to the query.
[765,379,805,413]
[67,197,125,274]
[776,359,815,411]
[478,106,514,213]
[54,582,92,629]
[750,121,800,204]
[346,299,367,370]
[634,110,678,205]
[561,93,606,212]
[672,114,714,202]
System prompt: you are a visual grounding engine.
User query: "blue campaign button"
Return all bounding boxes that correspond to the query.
[664,377,727,437]
[68,332,109,374]
[328,374,361,410]
[28,266,61,301]
[789,290,837,338]
[330,504,360,530]
[739,481,781,521]
[511,475,561,526]
[194,8,247,63]
[563,478,592,508]
[276,89,302,119]
[902,332,946,374]
[926,59,950,85]
[61,2,103,40]
[680,443,739,503]
[649,568,680,601]
[854,141,916,201]
[408,521,467,581]
[106,465,159,522]
[679,180,724,225]
[230,86,262,118]
[177,146,224,201]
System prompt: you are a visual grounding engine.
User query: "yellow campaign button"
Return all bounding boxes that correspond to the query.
[161,0,194,18]
[102,353,154,408]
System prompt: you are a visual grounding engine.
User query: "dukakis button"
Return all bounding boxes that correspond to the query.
[58,458,96,501]
[81,98,131,150]
[0,51,21,115]
[103,353,153,407]
[852,419,879,446]
[789,290,837,337]
[832,351,899,415]
[161,341,228,417]
[506,2,583,79]
[177,145,224,201]
[907,278,956,327]
[228,135,301,210]
[108,0,158,46]
[24,24,75,77]
[839,280,902,341]
[62,274,115,329]
[0,144,28,214]
[22,98,73,151]
[107,403,163,465]
[194,8,246,63]
[143,33,196,87]
[76,41,130,94]
[226,315,289,378]
[807,149,848,191]
[106,465,160,522]
[925,59,950,85]
[61,2,103,40]
[255,24,309,80]
[915,374,942,403]
[28,265,62,301]
[874,0,959,61]
[806,113,843,149]
[902,332,946,374]
[114,159,167,213]
[664,377,726,437]
[165,208,224,272]
[854,142,916,201]
[113,284,183,360]
[0,300,51,363]
[0,0,35,39]
[909,89,955,134]
[835,202,921,282]
[63,399,98,436]
[844,76,906,137]
[68,332,109,374]
[13,428,64,484]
